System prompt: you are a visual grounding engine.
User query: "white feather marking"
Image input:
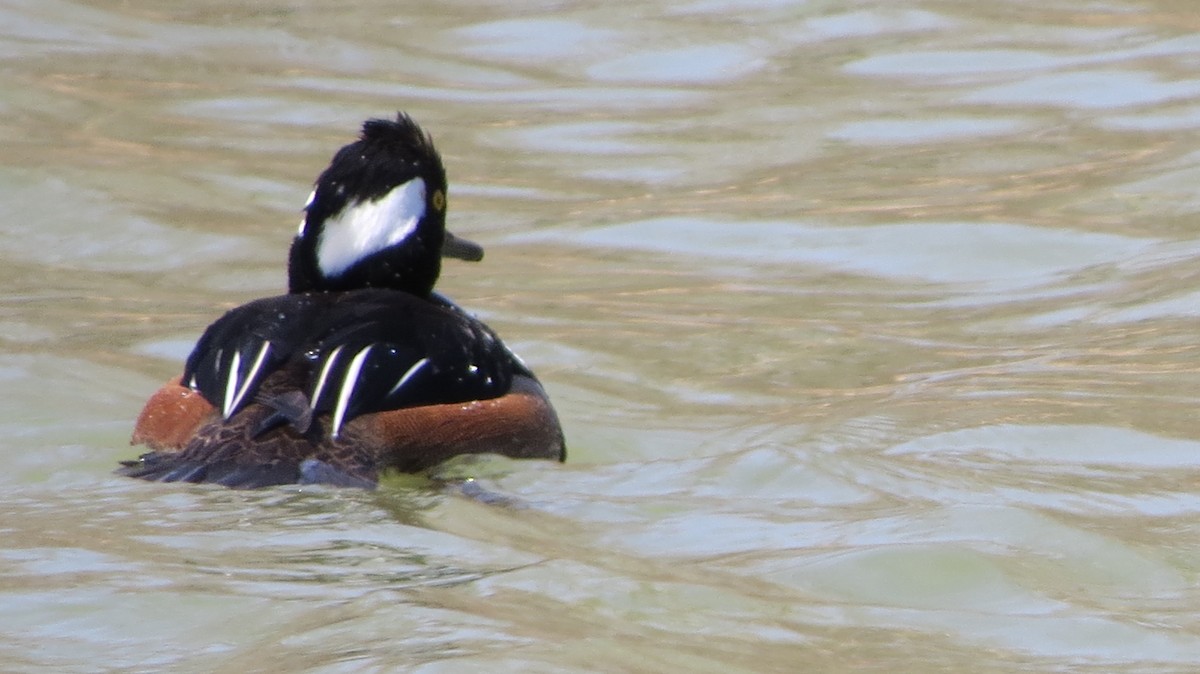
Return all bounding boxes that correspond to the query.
[387,357,428,397]
[226,341,271,418]
[222,349,242,418]
[309,344,345,412]
[298,189,316,235]
[316,178,426,278]
[330,345,373,439]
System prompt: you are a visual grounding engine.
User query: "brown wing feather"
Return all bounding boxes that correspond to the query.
[351,375,565,472]
[124,370,563,488]
[130,376,217,452]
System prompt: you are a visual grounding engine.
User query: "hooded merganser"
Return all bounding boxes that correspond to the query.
[120,113,565,488]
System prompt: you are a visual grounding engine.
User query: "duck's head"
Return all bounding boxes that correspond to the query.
[287,113,483,295]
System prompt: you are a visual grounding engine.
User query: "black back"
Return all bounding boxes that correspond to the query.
[183,289,529,436]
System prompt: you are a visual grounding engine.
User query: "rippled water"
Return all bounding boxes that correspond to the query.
[4,0,1200,671]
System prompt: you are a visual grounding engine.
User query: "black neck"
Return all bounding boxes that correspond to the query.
[287,232,443,296]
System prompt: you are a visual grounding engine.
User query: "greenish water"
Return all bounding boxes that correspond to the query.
[4,1,1200,671]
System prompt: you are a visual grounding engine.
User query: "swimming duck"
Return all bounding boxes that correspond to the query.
[121,113,565,488]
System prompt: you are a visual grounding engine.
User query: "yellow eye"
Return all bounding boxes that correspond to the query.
[432,190,446,211]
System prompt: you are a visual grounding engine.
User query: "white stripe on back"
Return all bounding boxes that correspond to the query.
[330,345,373,439]
[222,349,242,418]
[387,357,429,397]
[227,340,271,419]
[309,344,345,412]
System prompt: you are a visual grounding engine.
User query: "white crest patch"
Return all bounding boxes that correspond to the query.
[298,189,316,236]
[317,178,426,278]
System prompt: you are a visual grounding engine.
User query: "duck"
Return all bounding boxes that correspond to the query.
[120,112,565,489]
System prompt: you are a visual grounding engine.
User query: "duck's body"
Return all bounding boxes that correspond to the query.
[121,114,564,488]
